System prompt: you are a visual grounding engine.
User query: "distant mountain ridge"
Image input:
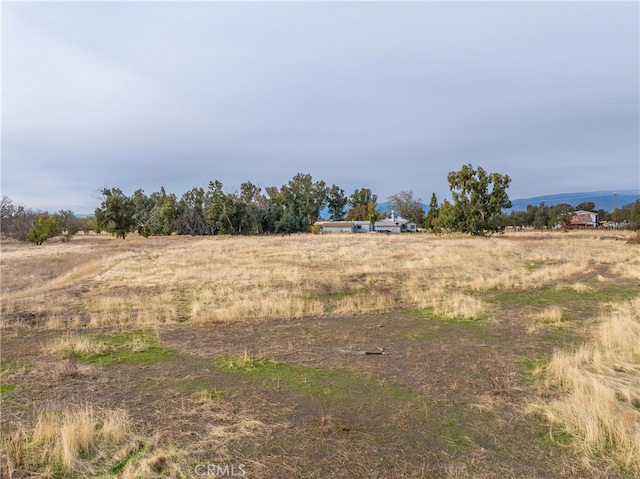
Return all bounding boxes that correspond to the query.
[507,190,640,213]
[372,190,640,218]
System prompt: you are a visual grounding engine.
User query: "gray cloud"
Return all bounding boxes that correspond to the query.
[2,1,638,212]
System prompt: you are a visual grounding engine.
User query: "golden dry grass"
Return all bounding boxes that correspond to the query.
[535,305,564,326]
[541,296,640,471]
[2,231,637,329]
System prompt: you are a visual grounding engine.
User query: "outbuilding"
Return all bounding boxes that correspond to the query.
[569,210,598,229]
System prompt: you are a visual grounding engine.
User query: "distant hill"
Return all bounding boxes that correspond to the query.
[315,191,639,219]
[380,191,640,215]
[508,191,640,213]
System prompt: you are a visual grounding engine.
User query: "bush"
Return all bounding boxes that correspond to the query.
[27,213,63,245]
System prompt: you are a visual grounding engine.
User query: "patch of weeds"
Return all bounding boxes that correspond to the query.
[66,330,180,366]
[218,353,275,373]
[176,303,192,322]
[520,357,550,383]
[0,359,30,398]
[195,387,226,401]
[110,441,147,475]
[215,353,469,452]
[525,260,548,272]
[493,287,584,310]
[216,354,423,402]
[0,383,16,398]
[406,307,488,324]
[543,423,574,448]
[0,358,32,376]
[491,283,639,321]
[632,399,640,410]
[437,418,469,449]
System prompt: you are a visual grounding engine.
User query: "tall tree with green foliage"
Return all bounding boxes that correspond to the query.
[424,193,440,232]
[326,184,348,221]
[95,188,136,239]
[175,187,210,235]
[549,203,575,230]
[277,173,328,232]
[432,200,455,233]
[349,188,377,208]
[147,187,178,236]
[131,189,154,236]
[631,200,640,230]
[239,181,266,234]
[206,180,249,235]
[613,203,634,224]
[575,201,596,212]
[347,188,377,221]
[446,164,512,235]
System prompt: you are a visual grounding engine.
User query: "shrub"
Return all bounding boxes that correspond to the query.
[27,213,63,245]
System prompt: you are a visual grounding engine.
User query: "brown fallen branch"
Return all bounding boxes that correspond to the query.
[365,347,387,355]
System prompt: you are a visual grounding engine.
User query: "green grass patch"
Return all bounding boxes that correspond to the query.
[0,383,16,398]
[0,358,32,376]
[215,353,471,451]
[490,283,640,321]
[405,307,488,324]
[70,330,180,366]
[520,357,550,383]
[215,353,420,403]
[217,354,388,401]
[525,260,548,272]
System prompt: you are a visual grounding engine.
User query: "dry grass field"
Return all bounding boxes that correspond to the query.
[1,231,639,478]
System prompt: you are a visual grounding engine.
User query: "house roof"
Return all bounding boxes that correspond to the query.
[320,222,355,228]
[571,211,597,225]
[375,214,415,226]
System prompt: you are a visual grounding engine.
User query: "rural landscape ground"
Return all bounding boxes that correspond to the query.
[1,231,639,478]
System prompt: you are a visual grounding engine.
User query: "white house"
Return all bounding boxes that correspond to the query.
[373,211,417,233]
[315,212,417,234]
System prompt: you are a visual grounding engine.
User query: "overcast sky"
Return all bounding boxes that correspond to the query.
[2,1,639,213]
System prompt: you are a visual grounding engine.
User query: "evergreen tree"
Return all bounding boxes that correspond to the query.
[424,193,440,231]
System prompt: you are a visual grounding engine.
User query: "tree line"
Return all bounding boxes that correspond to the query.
[91,165,512,239]
[3,164,638,245]
[506,201,640,230]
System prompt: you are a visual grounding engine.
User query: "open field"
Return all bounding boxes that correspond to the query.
[1,231,639,478]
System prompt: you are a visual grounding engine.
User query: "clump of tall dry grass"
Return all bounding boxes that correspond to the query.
[426,289,486,320]
[47,334,109,359]
[2,406,127,476]
[541,296,640,471]
[0,405,185,479]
